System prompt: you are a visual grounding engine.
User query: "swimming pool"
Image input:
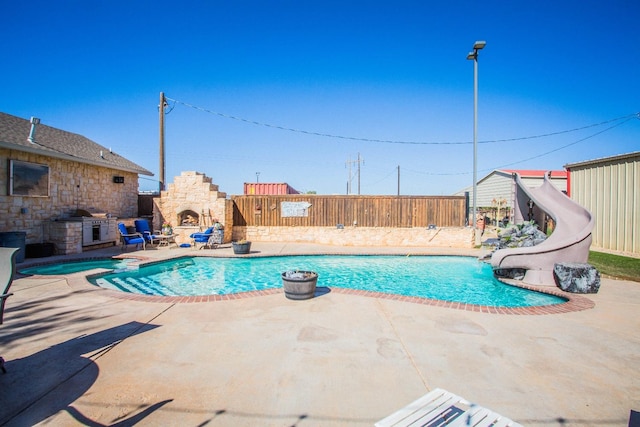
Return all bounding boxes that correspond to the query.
[88,255,565,307]
[20,258,136,276]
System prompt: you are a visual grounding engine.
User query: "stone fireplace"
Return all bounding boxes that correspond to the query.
[153,171,231,245]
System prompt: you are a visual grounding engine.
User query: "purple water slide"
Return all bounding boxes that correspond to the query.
[490,171,595,286]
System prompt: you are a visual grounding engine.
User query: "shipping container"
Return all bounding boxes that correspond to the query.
[244,183,300,195]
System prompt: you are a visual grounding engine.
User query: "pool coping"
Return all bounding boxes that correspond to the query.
[83,284,594,315]
[52,253,596,315]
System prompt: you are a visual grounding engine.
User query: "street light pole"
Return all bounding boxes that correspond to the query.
[159,92,166,193]
[467,40,486,246]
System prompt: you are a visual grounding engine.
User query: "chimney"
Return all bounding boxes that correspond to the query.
[27,117,40,143]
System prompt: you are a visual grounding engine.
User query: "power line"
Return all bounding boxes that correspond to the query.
[365,166,398,187]
[477,112,639,144]
[164,96,638,146]
[403,115,636,176]
[490,115,636,170]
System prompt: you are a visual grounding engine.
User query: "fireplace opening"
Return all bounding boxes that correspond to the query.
[179,210,199,226]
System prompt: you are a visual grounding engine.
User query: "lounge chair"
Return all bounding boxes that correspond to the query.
[375,388,523,427]
[190,227,215,249]
[1,247,19,373]
[204,229,224,249]
[117,222,146,251]
[134,219,159,246]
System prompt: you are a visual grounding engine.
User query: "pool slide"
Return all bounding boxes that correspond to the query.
[490,171,594,286]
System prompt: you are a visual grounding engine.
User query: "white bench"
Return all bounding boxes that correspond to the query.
[375,388,523,427]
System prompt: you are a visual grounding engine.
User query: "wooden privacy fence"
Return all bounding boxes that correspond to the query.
[232,195,466,228]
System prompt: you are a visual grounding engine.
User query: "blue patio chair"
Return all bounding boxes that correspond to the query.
[117,222,146,251]
[190,227,215,249]
[134,219,159,246]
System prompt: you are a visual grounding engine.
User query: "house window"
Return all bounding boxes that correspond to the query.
[9,159,50,196]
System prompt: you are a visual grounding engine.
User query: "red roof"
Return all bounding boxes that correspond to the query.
[499,169,567,178]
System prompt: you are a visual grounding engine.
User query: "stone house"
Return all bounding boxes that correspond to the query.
[0,112,152,256]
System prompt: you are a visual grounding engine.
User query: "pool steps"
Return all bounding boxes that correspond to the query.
[106,276,173,296]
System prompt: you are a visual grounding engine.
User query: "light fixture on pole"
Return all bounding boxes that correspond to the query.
[159,92,166,193]
[467,40,486,246]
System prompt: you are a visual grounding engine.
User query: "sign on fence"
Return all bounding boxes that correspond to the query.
[281,201,312,217]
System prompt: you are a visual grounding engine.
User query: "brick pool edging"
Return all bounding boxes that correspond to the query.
[76,278,594,315]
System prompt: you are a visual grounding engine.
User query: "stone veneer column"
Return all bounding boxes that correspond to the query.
[43,221,83,254]
[153,171,229,242]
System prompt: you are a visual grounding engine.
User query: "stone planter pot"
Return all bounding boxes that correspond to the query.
[282,271,318,300]
[232,241,251,254]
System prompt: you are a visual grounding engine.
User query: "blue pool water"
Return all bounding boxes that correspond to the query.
[20,259,134,275]
[88,255,565,307]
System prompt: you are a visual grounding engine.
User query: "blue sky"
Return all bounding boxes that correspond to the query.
[1,1,638,195]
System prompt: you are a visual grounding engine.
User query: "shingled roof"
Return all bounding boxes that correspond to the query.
[0,112,152,176]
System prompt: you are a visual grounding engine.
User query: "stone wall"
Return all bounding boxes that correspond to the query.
[232,226,474,248]
[43,221,83,255]
[0,148,139,245]
[154,172,474,248]
[153,171,231,243]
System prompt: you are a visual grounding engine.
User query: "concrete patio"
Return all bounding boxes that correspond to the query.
[0,242,638,426]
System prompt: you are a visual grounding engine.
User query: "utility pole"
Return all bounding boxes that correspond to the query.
[159,92,166,193]
[346,156,352,194]
[397,165,400,196]
[357,152,363,195]
[256,172,260,183]
[346,153,364,195]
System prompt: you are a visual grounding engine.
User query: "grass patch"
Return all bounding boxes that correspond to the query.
[588,251,640,282]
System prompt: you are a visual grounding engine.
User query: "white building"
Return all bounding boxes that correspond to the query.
[455,169,567,225]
